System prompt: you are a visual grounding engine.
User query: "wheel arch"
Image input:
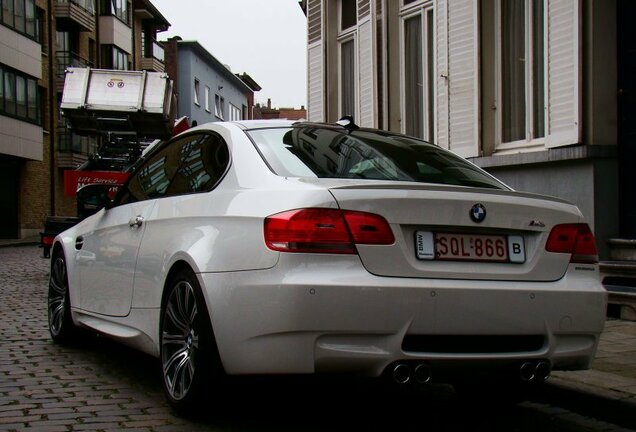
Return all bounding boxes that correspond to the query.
[160,260,195,308]
[159,261,220,356]
[158,260,226,381]
[50,240,81,314]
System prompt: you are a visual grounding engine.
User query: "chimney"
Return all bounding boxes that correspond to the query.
[267,98,271,109]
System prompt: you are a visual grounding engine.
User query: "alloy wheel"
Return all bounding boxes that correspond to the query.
[48,257,68,337]
[161,280,200,401]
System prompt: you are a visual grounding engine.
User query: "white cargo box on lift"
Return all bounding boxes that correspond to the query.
[60,67,176,138]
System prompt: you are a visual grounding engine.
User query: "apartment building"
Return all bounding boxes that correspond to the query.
[163,38,260,126]
[0,0,46,239]
[304,0,632,261]
[0,0,170,239]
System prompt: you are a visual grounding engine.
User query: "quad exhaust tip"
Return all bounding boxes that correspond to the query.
[414,364,432,384]
[392,363,432,385]
[392,361,549,385]
[392,363,411,384]
[520,361,551,382]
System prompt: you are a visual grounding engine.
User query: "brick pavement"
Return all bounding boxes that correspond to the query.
[1,244,636,431]
[0,246,213,431]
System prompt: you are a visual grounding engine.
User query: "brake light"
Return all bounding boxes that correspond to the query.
[545,223,598,264]
[41,235,54,247]
[264,208,394,254]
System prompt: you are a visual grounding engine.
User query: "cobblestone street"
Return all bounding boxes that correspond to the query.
[0,246,216,431]
[2,245,636,432]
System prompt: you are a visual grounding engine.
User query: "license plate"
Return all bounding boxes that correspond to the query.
[415,231,525,263]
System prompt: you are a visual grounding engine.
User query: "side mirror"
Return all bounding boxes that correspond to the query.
[76,184,121,218]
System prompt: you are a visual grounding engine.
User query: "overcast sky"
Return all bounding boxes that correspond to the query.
[150,0,308,109]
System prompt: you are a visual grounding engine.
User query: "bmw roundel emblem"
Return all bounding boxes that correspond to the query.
[470,204,487,223]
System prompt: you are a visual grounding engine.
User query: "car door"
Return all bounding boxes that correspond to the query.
[77,138,192,317]
[76,199,156,316]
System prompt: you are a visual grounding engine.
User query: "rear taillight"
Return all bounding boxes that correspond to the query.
[545,223,598,264]
[41,235,54,247]
[264,208,394,254]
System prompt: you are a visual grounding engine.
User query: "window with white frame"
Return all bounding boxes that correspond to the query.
[204,85,210,112]
[229,104,241,121]
[193,78,200,106]
[215,94,224,119]
[498,0,545,146]
[401,0,435,141]
[338,0,357,119]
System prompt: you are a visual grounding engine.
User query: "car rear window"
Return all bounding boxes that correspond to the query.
[246,126,508,190]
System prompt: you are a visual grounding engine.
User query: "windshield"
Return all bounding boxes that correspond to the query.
[247,126,508,190]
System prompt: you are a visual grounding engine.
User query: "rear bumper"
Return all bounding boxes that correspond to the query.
[200,255,607,378]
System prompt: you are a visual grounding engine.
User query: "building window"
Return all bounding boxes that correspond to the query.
[35,7,45,47]
[499,0,545,145]
[204,85,210,112]
[402,4,434,141]
[14,0,24,33]
[193,78,200,106]
[340,0,356,30]
[214,94,224,120]
[338,0,357,119]
[101,0,130,25]
[88,38,96,65]
[2,0,14,28]
[1,0,37,39]
[101,45,129,70]
[340,38,355,118]
[229,104,241,121]
[0,64,40,124]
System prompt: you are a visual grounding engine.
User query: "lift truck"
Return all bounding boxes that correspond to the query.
[40,67,181,257]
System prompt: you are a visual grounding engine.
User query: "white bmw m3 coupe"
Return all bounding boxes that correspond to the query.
[48,119,607,414]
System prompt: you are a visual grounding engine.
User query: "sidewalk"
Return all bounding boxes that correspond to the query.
[0,235,40,248]
[540,318,636,427]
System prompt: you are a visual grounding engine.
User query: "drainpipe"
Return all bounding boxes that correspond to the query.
[48,0,56,216]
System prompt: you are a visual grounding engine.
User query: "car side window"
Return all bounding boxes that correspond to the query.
[166,133,230,195]
[116,133,230,205]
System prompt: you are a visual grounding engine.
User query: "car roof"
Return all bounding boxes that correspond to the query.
[230,120,297,130]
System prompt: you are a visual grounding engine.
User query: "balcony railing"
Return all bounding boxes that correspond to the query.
[57,0,95,14]
[56,51,93,81]
[150,41,164,62]
[58,129,98,155]
[57,128,98,168]
[140,40,165,72]
[55,0,96,32]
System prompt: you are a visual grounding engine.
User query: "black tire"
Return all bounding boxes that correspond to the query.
[160,268,222,416]
[47,251,79,344]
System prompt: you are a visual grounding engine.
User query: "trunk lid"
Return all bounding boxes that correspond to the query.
[326,181,584,282]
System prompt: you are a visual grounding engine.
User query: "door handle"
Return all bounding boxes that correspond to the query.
[129,215,144,229]
[75,236,84,250]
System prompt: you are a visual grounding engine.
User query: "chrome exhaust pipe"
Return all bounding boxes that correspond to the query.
[534,361,551,381]
[520,362,536,381]
[414,364,432,384]
[392,363,411,384]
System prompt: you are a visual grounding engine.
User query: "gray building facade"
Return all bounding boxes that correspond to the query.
[165,40,252,126]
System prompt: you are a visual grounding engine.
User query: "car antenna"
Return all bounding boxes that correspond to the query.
[336,116,359,133]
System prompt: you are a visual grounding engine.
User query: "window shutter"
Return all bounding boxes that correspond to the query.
[307,0,324,122]
[435,0,449,148]
[545,0,581,148]
[357,0,376,127]
[435,0,479,157]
